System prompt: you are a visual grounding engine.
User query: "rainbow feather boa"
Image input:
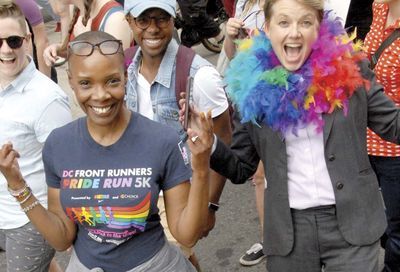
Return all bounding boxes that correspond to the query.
[225,12,368,135]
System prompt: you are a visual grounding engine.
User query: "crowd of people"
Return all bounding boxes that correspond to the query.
[0,0,399,271]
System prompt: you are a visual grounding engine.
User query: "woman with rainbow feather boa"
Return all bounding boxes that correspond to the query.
[182,0,400,271]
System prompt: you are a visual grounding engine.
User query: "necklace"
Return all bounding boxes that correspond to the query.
[225,12,368,135]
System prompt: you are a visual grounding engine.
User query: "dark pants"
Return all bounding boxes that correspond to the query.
[267,205,380,272]
[370,155,400,272]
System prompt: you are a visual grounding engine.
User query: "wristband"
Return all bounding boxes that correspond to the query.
[19,190,32,204]
[22,200,40,213]
[16,186,32,201]
[208,202,219,212]
[7,181,27,197]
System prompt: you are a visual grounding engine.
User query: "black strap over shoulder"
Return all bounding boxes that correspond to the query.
[371,28,400,70]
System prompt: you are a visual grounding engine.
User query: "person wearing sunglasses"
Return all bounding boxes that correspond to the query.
[0,1,72,271]
[0,30,214,271]
[124,0,232,270]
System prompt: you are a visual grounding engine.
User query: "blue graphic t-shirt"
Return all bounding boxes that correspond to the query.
[43,112,192,271]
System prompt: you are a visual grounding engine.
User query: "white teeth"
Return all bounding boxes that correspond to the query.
[144,39,161,45]
[0,57,15,61]
[92,106,111,114]
[285,44,301,48]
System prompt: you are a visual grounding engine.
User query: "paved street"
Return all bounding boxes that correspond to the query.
[0,19,384,272]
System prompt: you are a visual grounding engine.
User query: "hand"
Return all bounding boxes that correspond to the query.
[43,43,61,67]
[186,110,214,172]
[178,92,215,169]
[200,210,216,238]
[225,18,245,41]
[0,142,24,190]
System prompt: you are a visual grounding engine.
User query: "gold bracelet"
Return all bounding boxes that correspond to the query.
[15,186,31,201]
[21,200,40,213]
[19,191,32,204]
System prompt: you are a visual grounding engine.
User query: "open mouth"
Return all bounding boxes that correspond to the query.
[0,56,16,64]
[91,105,112,115]
[284,44,302,60]
[143,38,162,47]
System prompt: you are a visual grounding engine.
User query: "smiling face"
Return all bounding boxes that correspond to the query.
[0,17,29,83]
[128,8,174,61]
[264,0,320,71]
[68,50,127,128]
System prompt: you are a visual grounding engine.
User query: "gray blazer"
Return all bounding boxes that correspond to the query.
[210,60,400,256]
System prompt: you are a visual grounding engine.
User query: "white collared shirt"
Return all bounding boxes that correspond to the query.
[285,122,336,209]
[0,58,72,229]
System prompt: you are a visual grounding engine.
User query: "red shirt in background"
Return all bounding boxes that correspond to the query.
[364,2,400,157]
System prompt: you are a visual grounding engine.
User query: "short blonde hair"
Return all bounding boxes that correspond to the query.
[0,0,27,35]
[263,0,324,23]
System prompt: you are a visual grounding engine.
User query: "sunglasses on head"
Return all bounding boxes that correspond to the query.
[68,40,122,57]
[0,36,26,49]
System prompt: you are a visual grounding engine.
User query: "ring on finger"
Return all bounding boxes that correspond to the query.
[191,136,199,143]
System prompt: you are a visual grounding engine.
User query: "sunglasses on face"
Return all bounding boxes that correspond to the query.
[0,36,26,49]
[133,14,171,30]
[68,40,122,56]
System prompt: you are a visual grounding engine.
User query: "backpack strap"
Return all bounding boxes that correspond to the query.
[175,45,196,108]
[123,44,196,109]
[91,1,122,31]
[371,29,400,70]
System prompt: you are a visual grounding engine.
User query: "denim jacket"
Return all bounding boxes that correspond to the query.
[126,39,210,139]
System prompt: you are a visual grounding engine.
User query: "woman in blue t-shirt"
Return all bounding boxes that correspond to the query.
[0,31,213,272]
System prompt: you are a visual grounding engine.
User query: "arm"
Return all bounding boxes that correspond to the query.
[164,112,213,248]
[179,90,260,184]
[31,23,51,77]
[362,60,400,143]
[210,111,260,183]
[49,0,71,41]
[42,1,71,66]
[209,109,232,205]
[200,109,232,237]
[22,187,76,251]
[191,65,232,206]
[224,17,244,59]
[0,143,76,251]
[103,12,132,50]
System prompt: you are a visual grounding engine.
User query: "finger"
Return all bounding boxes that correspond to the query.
[0,149,19,170]
[198,111,212,136]
[186,128,198,144]
[0,142,13,157]
[178,92,186,111]
[178,97,186,109]
[44,52,55,67]
[207,110,214,132]
[190,135,199,143]
[192,113,208,143]
[12,149,20,158]
[5,149,19,162]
